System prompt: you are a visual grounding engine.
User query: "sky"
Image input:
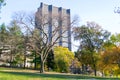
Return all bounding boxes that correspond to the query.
[0,0,120,51]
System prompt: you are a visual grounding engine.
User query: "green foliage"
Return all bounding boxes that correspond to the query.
[46,50,55,70]
[8,21,24,67]
[73,22,111,76]
[76,50,92,65]
[0,21,24,67]
[114,68,120,76]
[110,34,120,47]
[0,23,9,42]
[0,0,6,16]
[103,40,115,50]
[73,21,110,52]
[54,46,74,73]
[76,50,99,71]
[98,33,120,76]
[0,0,5,6]
[8,21,22,36]
[32,56,41,69]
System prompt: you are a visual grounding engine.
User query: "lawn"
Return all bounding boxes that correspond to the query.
[0,67,119,80]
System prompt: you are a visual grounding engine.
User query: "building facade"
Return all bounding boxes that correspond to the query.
[35,2,71,50]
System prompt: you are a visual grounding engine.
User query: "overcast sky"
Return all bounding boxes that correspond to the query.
[0,0,120,51]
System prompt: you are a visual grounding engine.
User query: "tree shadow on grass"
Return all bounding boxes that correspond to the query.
[0,71,119,80]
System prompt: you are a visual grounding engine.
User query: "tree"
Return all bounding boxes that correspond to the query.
[110,34,120,47]
[114,7,120,14]
[98,45,114,77]
[54,46,74,72]
[0,0,5,8]
[0,23,9,64]
[73,22,110,51]
[98,33,120,76]
[0,23,9,44]
[73,21,110,76]
[0,0,5,18]
[101,47,120,76]
[46,50,55,71]
[12,11,77,73]
[7,20,23,67]
[31,50,40,69]
[75,49,99,75]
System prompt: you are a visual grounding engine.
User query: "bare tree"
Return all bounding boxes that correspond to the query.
[12,11,77,73]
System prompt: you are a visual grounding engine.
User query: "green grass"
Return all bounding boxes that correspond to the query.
[0,67,120,80]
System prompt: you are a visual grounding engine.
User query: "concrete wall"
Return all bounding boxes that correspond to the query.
[35,2,71,50]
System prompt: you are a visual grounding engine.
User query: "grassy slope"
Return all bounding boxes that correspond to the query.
[0,67,119,80]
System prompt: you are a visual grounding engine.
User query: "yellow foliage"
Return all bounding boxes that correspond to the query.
[100,46,120,75]
[54,46,74,59]
[53,46,74,72]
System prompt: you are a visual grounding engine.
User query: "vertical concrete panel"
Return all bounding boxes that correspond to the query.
[35,3,71,50]
[66,9,71,51]
[58,7,62,46]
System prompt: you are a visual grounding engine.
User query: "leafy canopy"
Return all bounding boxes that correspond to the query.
[54,46,74,72]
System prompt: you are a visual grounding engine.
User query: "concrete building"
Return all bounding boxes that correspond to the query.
[35,2,71,50]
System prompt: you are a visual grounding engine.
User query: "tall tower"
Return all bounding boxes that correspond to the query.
[35,2,71,50]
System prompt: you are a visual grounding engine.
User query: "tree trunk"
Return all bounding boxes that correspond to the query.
[81,64,85,74]
[34,51,37,70]
[23,48,26,69]
[23,54,26,69]
[93,64,97,76]
[94,69,97,76]
[102,71,104,77]
[0,50,2,58]
[23,35,28,69]
[40,55,45,73]
[10,50,13,67]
